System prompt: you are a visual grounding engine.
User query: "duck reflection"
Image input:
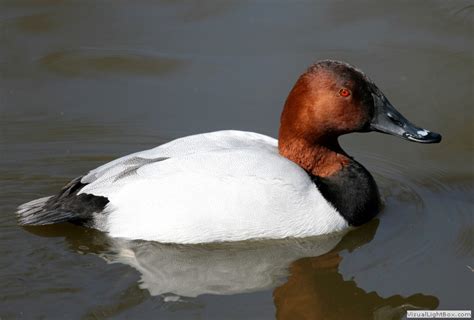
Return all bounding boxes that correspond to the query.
[273,222,438,319]
[97,231,345,297]
[24,219,438,317]
[273,222,439,319]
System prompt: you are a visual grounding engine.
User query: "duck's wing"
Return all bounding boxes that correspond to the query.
[81,130,277,184]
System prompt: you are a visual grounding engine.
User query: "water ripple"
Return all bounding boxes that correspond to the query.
[340,151,473,302]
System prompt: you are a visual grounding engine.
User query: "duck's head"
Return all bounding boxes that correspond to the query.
[279,60,442,146]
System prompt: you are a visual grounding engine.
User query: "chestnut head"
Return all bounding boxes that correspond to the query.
[280,60,442,144]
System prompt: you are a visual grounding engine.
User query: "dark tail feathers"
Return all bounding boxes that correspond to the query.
[17,176,109,226]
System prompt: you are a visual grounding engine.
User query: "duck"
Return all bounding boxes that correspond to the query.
[17,60,441,244]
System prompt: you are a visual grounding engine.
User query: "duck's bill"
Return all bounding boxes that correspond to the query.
[369,93,442,144]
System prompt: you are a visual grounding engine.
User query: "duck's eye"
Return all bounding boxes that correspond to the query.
[339,88,351,97]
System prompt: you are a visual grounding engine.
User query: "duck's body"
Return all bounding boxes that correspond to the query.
[19,131,351,243]
[17,60,441,243]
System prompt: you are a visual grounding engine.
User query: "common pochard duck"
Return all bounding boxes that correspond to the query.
[18,60,441,243]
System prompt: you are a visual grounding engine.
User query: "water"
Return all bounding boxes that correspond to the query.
[0,1,473,319]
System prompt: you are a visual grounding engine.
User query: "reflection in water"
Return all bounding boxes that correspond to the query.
[274,220,439,319]
[103,234,343,298]
[25,219,438,317]
[27,224,345,297]
[275,258,438,320]
[40,49,186,77]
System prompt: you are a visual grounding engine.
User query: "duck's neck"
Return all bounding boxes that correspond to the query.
[278,135,351,178]
[278,135,381,226]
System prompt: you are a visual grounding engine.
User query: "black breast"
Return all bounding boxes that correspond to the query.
[310,161,381,226]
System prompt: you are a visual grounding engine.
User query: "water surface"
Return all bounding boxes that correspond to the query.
[0,1,473,319]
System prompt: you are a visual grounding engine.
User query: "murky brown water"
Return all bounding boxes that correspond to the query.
[1,1,473,319]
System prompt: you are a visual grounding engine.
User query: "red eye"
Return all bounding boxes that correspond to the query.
[339,88,351,97]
